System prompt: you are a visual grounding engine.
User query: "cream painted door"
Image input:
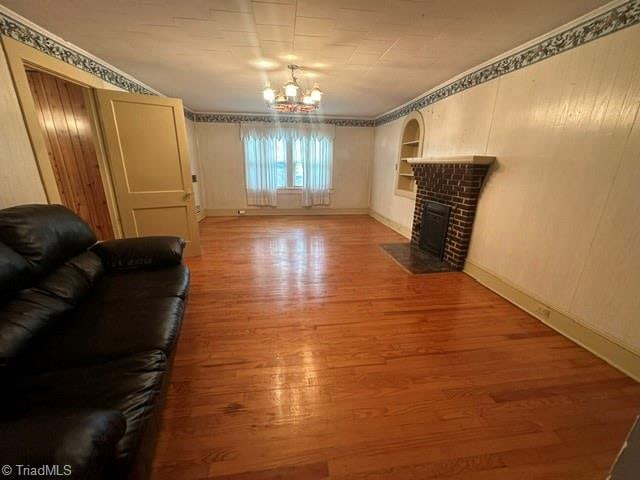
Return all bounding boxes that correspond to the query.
[95,90,201,256]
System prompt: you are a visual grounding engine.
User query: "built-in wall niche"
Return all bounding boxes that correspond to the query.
[395,111,424,198]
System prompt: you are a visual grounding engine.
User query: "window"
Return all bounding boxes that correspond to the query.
[275,138,307,189]
[241,124,334,207]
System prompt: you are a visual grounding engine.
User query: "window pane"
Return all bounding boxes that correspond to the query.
[293,139,304,187]
[275,139,287,188]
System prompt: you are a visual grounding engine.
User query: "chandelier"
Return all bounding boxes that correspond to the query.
[262,64,323,113]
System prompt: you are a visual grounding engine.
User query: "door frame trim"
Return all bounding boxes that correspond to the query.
[1,36,123,237]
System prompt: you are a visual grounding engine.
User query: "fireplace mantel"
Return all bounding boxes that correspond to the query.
[406,155,496,165]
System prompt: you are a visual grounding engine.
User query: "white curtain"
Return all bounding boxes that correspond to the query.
[240,122,335,207]
[297,136,333,206]
[242,135,279,207]
[241,122,335,141]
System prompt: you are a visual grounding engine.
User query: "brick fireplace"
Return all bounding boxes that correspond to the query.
[410,156,495,270]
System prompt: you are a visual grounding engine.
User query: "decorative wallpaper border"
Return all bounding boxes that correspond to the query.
[0,10,155,96]
[192,112,375,127]
[375,0,640,126]
[184,109,196,122]
[2,1,639,127]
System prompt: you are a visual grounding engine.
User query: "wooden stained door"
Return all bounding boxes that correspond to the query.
[95,90,201,256]
[27,70,114,239]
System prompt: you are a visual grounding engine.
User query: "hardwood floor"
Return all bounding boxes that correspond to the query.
[152,215,640,479]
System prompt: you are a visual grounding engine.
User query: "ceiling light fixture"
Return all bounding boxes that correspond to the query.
[263,64,323,113]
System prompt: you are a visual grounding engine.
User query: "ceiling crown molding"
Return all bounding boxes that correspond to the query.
[374,0,640,126]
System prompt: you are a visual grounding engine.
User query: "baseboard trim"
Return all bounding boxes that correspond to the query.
[204,208,369,217]
[464,260,640,382]
[368,209,412,239]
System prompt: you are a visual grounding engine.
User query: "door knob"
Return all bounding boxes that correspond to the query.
[184,192,192,200]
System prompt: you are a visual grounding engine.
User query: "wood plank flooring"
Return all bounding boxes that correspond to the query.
[152,215,640,479]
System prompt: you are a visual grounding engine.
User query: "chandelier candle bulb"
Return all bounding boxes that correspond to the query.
[311,84,322,102]
[263,84,275,103]
[285,81,298,97]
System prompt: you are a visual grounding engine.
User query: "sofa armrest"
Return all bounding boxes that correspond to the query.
[0,409,125,479]
[90,236,185,272]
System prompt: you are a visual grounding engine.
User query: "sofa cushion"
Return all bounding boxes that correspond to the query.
[66,251,104,284]
[26,296,184,373]
[0,290,72,371]
[15,351,168,475]
[0,251,106,373]
[0,242,31,302]
[0,204,96,277]
[0,409,126,479]
[34,252,104,307]
[94,265,190,303]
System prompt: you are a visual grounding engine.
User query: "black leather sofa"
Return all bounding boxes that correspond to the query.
[0,204,190,479]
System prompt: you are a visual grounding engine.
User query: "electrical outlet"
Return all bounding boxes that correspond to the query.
[237,210,246,215]
[535,305,551,319]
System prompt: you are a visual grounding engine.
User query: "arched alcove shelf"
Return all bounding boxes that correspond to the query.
[395,111,424,199]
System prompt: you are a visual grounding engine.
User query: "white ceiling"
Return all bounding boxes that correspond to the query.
[4,0,611,117]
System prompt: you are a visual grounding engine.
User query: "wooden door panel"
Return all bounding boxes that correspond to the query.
[111,101,186,192]
[96,90,200,256]
[132,206,191,238]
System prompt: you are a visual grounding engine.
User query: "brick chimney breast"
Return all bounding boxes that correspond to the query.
[408,156,495,270]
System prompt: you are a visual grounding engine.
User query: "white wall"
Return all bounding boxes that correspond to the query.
[184,117,204,215]
[0,41,47,207]
[196,122,373,212]
[370,119,414,233]
[370,24,640,353]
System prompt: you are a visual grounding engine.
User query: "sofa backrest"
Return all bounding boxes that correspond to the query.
[0,205,101,372]
[0,204,97,278]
